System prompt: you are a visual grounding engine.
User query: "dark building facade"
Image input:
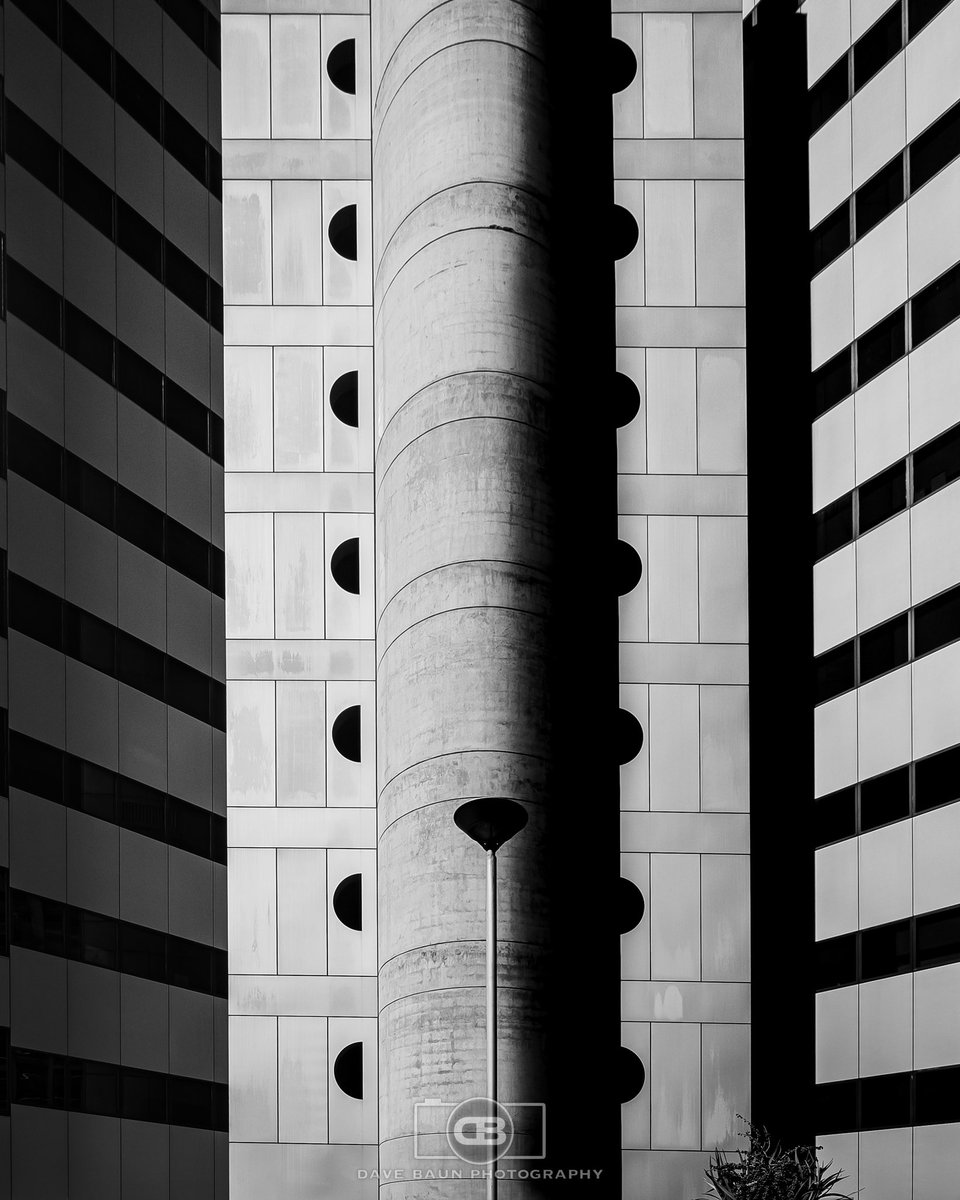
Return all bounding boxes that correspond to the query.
[0,0,227,1196]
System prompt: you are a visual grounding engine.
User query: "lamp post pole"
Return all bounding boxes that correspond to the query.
[453,798,529,1200]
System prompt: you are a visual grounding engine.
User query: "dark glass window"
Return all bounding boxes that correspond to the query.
[7,259,63,346]
[908,0,953,37]
[210,414,225,466]
[814,639,856,704]
[166,659,212,725]
[64,304,115,385]
[861,918,912,980]
[20,0,60,42]
[70,910,119,972]
[814,494,854,559]
[859,613,909,684]
[168,1077,214,1129]
[165,520,210,590]
[9,732,63,803]
[855,157,904,240]
[332,873,363,931]
[856,308,906,387]
[914,583,960,657]
[118,923,166,985]
[809,57,850,136]
[860,1071,911,1130]
[5,102,61,194]
[811,202,852,275]
[65,457,116,530]
[814,786,857,847]
[858,461,906,534]
[916,1065,960,1125]
[853,2,903,91]
[115,58,163,141]
[816,931,857,990]
[329,371,359,428]
[9,575,63,650]
[13,1049,62,1108]
[813,347,853,417]
[118,777,166,841]
[860,765,910,831]
[916,907,960,969]
[168,935,213,994]
[165,243,208,320]
[328,205,358,261]
[117,490,165,561]
[73,760,117,824]
[117,633,166,702]
[165,382,210,456]
[910,99,960,192]
[915,743,960,812]
[62,5,114,93]
[117,345,164,420]
[11,892,63,957]
[814,1079,858,1135]
[8,416,64,497]
[121,1069,167,1123]
[327,39,357,94]
[167,800,210,859]
[911,261,960,347]
[913,423,960,501]
[163,103,207,187]
[117,200,163,279]
[64,608,116,676]
[162,0,206,51]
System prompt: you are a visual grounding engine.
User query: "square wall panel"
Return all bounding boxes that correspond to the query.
[913,642,960,760]
[913,801,960,914]
[621,1022,651,1149]
[642,14,693,138]
[809,112,853,228]
[811,250,854,370]
[911,481,960,608]
[905,0,960,140]
[699,686,748,813]
[812,398,856,511]
[271,16,321,140]
[277,849,327,975]
[273,182,325,306]
[852,207,907,338]
[694,181,745,307]
[229,1015,279,1143]
[859,1128,912,1200]
[226,512,275,639]
[647,517,699,644]
[701,1024,749,1151]
[909,320,960,449]
[228,848,278,975]
[227,681,277,807]
[221,16,271,139]
[814,544,857,656]
[698,517,748,644]
[700,855,750,982]
[649,686,700,812]
[274,514,326,639]
[859,973,913,1076]
[815,839,859,940]
[852,55,906,190]
[618,515,649,646]
[276,681,326,807]
[278,1017,328,1144]
[856,514,910,634]
[693,14,742,138]
[614,180,645,307]
[225,346,274,471]
[806,0,852,85]
[853,358,908,485]
[645,349,697,474]
[816,1134,858,1195]
[612,14,642,138]
[643,182,695,306]
[650,1023,700,1149]
[650,853,700,981]
[914,961,960,1070]
[859,817,913,928]
[223,182,272,304]
[908,156,960,296]
[275,347,325,472]
[816,985,858,1083]
[697,349,746,476]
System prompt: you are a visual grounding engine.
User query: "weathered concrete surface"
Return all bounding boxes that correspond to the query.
[373,3,556,1196]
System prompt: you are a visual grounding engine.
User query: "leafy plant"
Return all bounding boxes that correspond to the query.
[698,1120,852,1200]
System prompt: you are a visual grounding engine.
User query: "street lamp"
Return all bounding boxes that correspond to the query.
[453,797,529,1200]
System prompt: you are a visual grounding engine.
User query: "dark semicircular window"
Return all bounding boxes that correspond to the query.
[612,205,639,260]
[334,1042,363,1099]
[621,1047,646,1103]
[333,873,363,931]
[328,205,358,261]
[332,705,361,762]
[614,372,641,427]
[618,709,644,764]
[331,538,360,594]
[330,370,359,427]
[611,38,638,93]
[327,39,357,94]
[617,540,643,595]
[619,878,646,935]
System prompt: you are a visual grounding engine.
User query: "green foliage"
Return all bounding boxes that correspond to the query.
[699,1121,853,1200]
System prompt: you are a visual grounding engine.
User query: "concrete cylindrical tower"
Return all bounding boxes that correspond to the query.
[372,2,559,1195]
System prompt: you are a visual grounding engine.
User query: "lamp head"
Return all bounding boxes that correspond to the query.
[453,797,528,853]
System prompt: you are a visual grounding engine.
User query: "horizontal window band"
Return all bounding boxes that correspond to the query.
[813,256,960,419]
[815,742,960,848]
[7,415,225,598]
[9,731,226,866]
[153,0,220,68]
[808,0,950,138]
[815,1062,960,1136]
[816,902,960,992]
[5,101,223,333]
[5,257,224,465]
[9,883,227,999]
[9,0,221,199]
[814,580,960,705]
[813,419,960,561]
[7,573,226,732]
[0,1028,226,1129]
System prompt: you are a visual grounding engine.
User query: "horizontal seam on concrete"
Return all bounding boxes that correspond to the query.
[376,411,548,496]
[376,367,547,457]
[378,788,545,841]
[378,982,542,1016]
[377,939,545,974]
[377,37,546,131]
[373,179,547,286]
[374,2,542,111]
[375,222,550,310]
[377,601,548,667]
[378,747,548,797]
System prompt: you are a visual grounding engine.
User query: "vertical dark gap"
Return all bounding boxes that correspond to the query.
[544,10,621,1195]
[744,0,816,1148]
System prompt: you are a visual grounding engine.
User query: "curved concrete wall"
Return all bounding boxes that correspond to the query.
[372,2,558,1195]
